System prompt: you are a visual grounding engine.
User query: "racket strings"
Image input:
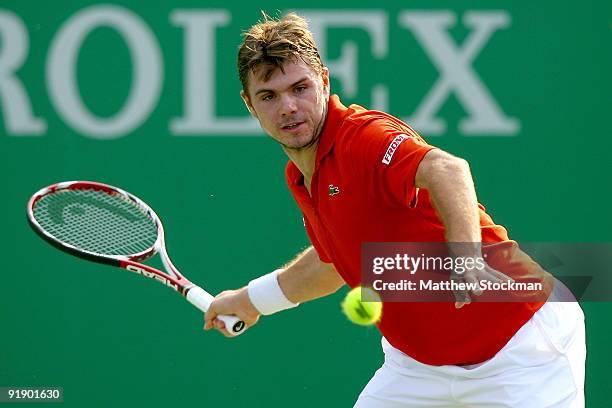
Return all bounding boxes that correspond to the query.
[33,189,158,257]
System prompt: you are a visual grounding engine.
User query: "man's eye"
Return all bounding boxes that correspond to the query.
[261,94,273,101]
[295,86,306,93]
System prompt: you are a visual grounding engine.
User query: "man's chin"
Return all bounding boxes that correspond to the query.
[280,136,316,151]
[281,131,323,151]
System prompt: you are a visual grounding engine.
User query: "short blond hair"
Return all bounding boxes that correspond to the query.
[237,12,323,94]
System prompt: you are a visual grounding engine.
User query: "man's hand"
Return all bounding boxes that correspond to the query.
[204,287,260,337]
[451,261,514,309]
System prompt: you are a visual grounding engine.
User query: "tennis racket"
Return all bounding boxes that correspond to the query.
[26,180,246,336]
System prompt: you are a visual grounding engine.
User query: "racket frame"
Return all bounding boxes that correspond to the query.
[27,180,246,335]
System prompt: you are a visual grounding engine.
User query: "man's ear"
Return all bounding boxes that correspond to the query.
[240,90,258,119]
[321,67,330,98]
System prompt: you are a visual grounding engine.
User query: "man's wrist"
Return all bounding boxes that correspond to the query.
[247,269,300,315]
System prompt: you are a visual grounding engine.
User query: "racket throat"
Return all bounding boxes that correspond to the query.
[122,262,183,293]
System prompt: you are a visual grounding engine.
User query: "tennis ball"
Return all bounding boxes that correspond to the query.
[341,286,382,326]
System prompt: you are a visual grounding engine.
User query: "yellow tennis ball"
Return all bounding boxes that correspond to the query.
[341,286,382,326]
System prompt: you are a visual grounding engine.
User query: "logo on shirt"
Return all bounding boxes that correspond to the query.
[382,134,410,165]
[328,184,340,197]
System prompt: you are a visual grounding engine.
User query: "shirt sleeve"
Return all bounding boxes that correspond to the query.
[303,215,333,263]
[348,117,435,208]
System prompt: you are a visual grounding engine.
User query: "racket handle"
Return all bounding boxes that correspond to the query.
[186,286,247,336]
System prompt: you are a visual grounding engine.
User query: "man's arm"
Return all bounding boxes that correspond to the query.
[414,149,481,245]
[278,246,344,303]
[203,246,344,336]
[414,149,510,307]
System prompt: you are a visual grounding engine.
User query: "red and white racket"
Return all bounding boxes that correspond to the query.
[27,181,246,336]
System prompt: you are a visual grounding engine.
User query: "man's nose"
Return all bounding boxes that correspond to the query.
[280,94,298,116]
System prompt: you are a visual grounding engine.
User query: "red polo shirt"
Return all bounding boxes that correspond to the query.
[286,95,550,365]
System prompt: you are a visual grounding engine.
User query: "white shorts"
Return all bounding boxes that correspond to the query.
[354,298,586,407]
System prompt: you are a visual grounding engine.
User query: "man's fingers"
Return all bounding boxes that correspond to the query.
[464,274,482,296]
[203,308,218,330]
[452,266,517,308]
[455,300,470,309]
[202,288,259,336]
[451,271,471,307]
[204,318,231,337]
[214,319,235,337]
[453,285,471,305]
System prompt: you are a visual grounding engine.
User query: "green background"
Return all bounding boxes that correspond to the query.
[1,1,610,406]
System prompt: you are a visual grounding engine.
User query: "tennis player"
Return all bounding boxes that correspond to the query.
[204,13,586,407]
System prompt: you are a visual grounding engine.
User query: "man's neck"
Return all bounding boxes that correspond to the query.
[284,143,318,183]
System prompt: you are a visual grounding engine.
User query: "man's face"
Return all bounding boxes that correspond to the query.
[241,60,330,150]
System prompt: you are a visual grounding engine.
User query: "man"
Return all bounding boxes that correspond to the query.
[204,12,585,407]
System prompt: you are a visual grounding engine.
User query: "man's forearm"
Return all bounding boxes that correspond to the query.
[415,150,481,252]
[278,246,345,303]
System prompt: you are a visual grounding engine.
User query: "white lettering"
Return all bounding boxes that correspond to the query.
[125,264,179,291]
[373,279,416,291]
[382,134,409,164]
[2,8,521,138]
[47,5,162,138]
[399,11,519,135]
[170,10,261,135]
[0,10,46,135]
[297,10,389,108]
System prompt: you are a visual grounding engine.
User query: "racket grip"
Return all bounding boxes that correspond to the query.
[186,286,247,336]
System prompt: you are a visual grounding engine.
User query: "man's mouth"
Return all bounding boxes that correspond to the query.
[281,121,304,130]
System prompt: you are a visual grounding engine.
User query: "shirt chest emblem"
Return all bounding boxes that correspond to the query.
[328,184,341,197]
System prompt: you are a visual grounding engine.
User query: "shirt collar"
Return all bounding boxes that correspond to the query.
[315,94,348,165]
